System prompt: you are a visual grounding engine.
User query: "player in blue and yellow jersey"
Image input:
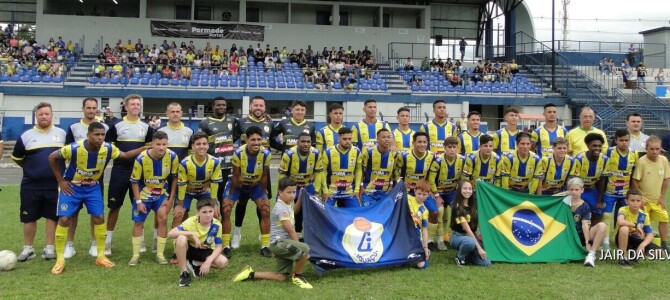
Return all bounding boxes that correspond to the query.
[433,136,466,249]
[419,100,458,156]
[534,137,576,195]
[12,102,66,262]
[173,132,223,228]
[394,131,441,250]
[573,133,611,223]
[493,107,520,156]
[602,129,638,249]
[222,126,272,258]
[47,122,145,275]
[566,107,609,156]
[351,99,392,151]
[278,132,324,234]
[319,127,363,207]
[394,107,415,155]
[316,103,344,153]
[270,100,316,153]
[129,131,180,266]
[615,189,657,269]
[531,103,569,157]
[360,128,397,206]
[463,134,502,185]
[458,111,483,156]
[499,132,541,193]
[169,199,228,287]
[105,94,154,255]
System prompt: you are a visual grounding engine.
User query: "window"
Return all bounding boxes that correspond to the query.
[176,4,191,20]
[316,11,330,25]
[383,13,390,28]
[246,7,260,22]
[195,5,211,20]
[339,11,349,26]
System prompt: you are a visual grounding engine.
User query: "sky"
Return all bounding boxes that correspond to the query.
[523,0,669,44]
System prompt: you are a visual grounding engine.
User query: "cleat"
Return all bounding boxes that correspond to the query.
[454,257,465,267]
[128,257,140,266]
[618,259,632,269]
[64,245,76,259]
[231,232,242,249]
[42,248,56,261]
[96,256,115,268]
[260,247,273,258]
[232,265,254,282]
[155,256,168,265]
[427,241,439,252]
[186,260,200,277]
[104,243,112,256]
[50,261,65,275]
[179,271,191,287]
[223,247,232,258]
[437,240,448,251]
[291,274,313,289]
[88,245,98,257]
[583,253,596,267]
[17,247,36,262]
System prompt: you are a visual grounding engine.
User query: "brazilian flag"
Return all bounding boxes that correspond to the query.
[477,181,586,263]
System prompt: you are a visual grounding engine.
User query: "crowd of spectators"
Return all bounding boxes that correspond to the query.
[0,28,80,78]
[404,57,520,87]
[92,38,380,90]
[599,57,667,88]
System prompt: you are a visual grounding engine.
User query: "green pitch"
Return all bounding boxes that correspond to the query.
[1,184,669,299]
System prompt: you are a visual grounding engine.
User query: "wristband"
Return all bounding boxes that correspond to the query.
[135,199,142,204]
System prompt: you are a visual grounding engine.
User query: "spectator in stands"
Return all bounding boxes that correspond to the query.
[599,57,610,75]
[449,72,461,87]
[627,44,637,66]
[656,68,666,85]
[637,63,647,85]
[420,57,430,71]
[404,57,413,71]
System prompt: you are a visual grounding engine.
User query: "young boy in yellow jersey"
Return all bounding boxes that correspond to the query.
[409,180,431,269]
[434,137,465,250]
[222,126,272,258]
[360,128,397,206]
[394,107,415,155]
[499,132,541,193]
[463,134,502,186]
[129,131,180,266]
[603,129,637,249]
[534,137,576,195]
[493,107,520,156]
[232,178,313,289]
[458,111,483,156]
[47,122,145,275]
[419,100,457,157]
[573,133,611,224]
[315,103,344,153]
[320,127,363,207]
[169,198,229,287]
[615,189,658,269]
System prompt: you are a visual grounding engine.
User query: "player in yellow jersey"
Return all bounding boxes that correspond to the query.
[222,126,272,258]
[278,132,324,234]
[434,137,466,250]
[394,107,415,155]
[316,103,344,153]
[129,131,180,265]
[395,131,441,250]
[566,107,608,156]
[458,111,483,156]
[603,129,637,248]
[493,107,520,156]
[419,100,457,156]
[499,132,541,193]
[319,127,363,207]
[615,189,657,269]
[535,137,576,195]
[47,122,145,275]
[573,133,611,224]
[531,103,568,157]
[360,128,397,206]
[351,99,391,151]
[463,134,502,186]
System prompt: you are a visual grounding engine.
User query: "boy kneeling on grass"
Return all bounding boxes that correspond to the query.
[615,189,659,269]
[168,198,229,287]
[232,178,313,289]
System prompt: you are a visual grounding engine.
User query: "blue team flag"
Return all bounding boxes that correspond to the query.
[302,181,425,271]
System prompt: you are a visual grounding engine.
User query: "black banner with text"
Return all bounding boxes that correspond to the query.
[150,21,264,41]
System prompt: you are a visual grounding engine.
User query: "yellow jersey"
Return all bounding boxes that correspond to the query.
[463,151,502,184]
[419,120,458,156]
[395,150,439,193]
[177,154,223,200]
[60,141,120,186]
[434,154,466,193]
[278,146,324,188]
[531,125,568,157]
[232,145,272,186]
[351,119,391,151]
[534,155,576,195]
[458,131,483,156]
[573,153,611,190]
[605,147,637,197]
[315,124,343,153]
[360,147,397,193]
[493,127,520,156]
[566,126,608,156]
[131,149,180,200]
[177,216,223,249]
[321,146,362,196]
[499,152,542,193]
[393,127,415,155]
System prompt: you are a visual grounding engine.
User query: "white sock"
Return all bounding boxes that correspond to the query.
[153,229,158,240]
[234,227,242,235]
[45,245,55,251]
[91,240,97,247]
[66,241,74,247]
[603,237,610,245]
[106,231,114,244]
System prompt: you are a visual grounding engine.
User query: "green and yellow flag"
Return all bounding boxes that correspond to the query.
[476,181,586,263]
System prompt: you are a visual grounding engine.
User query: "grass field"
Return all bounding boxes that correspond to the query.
[1,183,670,299]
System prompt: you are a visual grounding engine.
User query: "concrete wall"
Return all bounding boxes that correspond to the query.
[641,29,670,68]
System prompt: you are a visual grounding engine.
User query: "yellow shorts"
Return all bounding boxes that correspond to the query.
[644,202,669,223]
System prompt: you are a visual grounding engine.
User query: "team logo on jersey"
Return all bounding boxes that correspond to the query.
[60,203,68,211]
[303,129,310,133]
[228,123,232,130]
[53,135,61,142]
[342,217,384,264]
[264,125,270,133]
[182,134,189,142]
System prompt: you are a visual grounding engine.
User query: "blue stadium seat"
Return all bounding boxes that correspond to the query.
[229,80,238,87]
[277,81,286,88]
[411,85,420,92]
[160,78,169,85]
[420,85,428,92]
[210,79,218,87]
[140,78,149,85]
[370,84,379,90]
[99,77,109,84]
[89,77,98,84]
[190,79,200,86]
[130,78,139,85]
[0,74,9,82]
[333,82,342,89]
[258,81,267,88]
[380,84,388,91]
[361,84,370,90]
[438,86,447,92]
[171,79,179,85]
[219,80,228,87]
[446,85,455,92]
[200,79,209,86]
[20,75,30,82]
[296,82,304,89]
[306,82,314,89]
[110,77,120,84]
[120,77,128,85]
[429,86,438,92]
[32,75,42,82]
[267,81,276,88]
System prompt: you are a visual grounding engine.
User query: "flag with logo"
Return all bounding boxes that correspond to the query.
[302,181,425,270]
[476,181,586,263]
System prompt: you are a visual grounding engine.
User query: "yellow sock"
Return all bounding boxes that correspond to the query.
[156,237,167,259]
[93,223,107,259]
[444,205,452,235]
[436,207,445,241]
[55,225,68,263]
[222,234,231,248]
[427,223,438,242]
[261,234,270,248]
[131,236,142,259]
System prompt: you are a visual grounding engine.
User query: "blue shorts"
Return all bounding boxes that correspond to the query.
[582,188,603,215]
[361,192,386,206]
[439,191,458,206]
[57,184,104,217]
[182,191,212,211]
[603,195,625,213]
[131,195,167,223]
[223,181,267,202]
[326,195,360,208]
